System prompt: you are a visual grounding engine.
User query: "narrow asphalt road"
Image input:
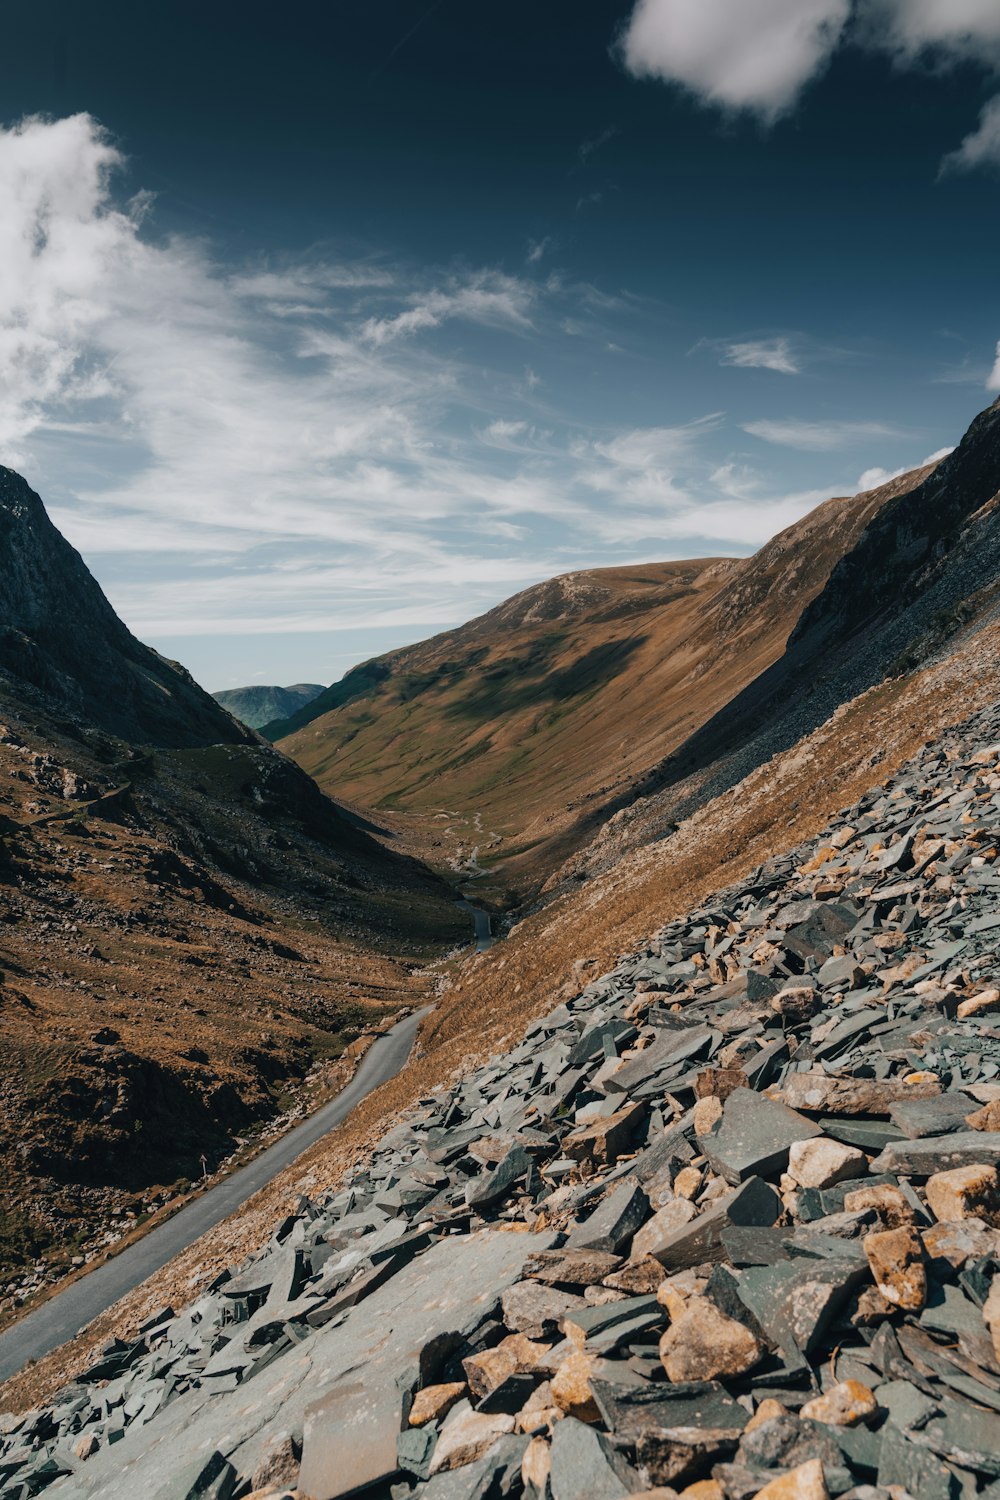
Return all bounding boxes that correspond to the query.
[457,899,493,952]
[0,1007,429,1386]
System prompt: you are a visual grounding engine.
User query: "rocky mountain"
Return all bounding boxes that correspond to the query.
[213,682,324,730]
[11,696,1000,1500]
[0,470,465,1297]
[270,462,932,905]
[0,469,257,751]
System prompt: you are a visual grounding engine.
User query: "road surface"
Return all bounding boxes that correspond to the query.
[457,899,493,952]
[0,1007,428,1385]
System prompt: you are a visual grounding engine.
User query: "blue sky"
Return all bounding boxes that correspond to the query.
[1,1,999,691]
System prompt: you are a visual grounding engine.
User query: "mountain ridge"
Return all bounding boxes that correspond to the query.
[271,460,934,901]
[213,682,324,730]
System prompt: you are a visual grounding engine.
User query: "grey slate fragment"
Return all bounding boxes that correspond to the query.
[548,1416,637,1500]
[602,1026,714,1095]
[889,1093,977,1139]
[563,1182,649,1254]
[150,1452,236,1500]
[870,1132,1000,1176]
[699,1088,823,1186]
[464,1146,531,1209]
[651,1175,781,1269]
[737,1257,867,1355]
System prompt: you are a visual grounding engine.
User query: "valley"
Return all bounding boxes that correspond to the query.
[5,399,1000,1497]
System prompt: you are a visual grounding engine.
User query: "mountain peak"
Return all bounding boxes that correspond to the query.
[0,467,253,749]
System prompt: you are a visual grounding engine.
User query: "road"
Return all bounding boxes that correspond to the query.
[0,1007,428,1385]
[457,898,493,952]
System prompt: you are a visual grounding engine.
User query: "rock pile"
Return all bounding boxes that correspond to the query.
[9,704,1000,1498]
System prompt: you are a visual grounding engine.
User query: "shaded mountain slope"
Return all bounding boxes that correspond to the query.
[274,463,926,899]
[560,395,1000,889]
[0,471,464,1300]
[0,469,254,750]
[213,682,323,730]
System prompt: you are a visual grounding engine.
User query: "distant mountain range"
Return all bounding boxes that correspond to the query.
[213,682,324,729]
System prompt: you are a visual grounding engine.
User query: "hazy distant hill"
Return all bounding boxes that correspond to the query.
[213,682,324,729]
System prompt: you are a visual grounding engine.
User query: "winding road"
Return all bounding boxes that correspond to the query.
[0,1007,428,1385]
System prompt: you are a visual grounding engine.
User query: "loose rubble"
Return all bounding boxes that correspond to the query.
[9,704,1000,1498]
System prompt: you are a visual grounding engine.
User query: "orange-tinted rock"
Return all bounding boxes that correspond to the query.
[864,1225,927,1311]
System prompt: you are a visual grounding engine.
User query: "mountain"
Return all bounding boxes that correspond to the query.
[270,460,932,902]
[0,469,464,1296]
[213,682,324,730]
[0,470,257,750]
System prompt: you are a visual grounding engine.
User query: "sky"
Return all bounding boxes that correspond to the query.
[1,2,1000,692]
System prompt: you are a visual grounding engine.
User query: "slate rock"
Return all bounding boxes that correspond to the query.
[548,1416,638,1499]
[870,1133,1000,1177]
[564,1182,650,1255]
[700,1090,823,1186]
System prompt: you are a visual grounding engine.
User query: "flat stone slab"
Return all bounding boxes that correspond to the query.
[46,1230,555,1500]
[870,1132,1000,1177]
[700,1089,823,1186]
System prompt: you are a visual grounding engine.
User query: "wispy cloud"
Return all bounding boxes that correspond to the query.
[359,272,537,346]
[718,337,801,375]
[742,417,902,451]
[526,236,552,265]
[578,126,618,163]
[0,111,913,668]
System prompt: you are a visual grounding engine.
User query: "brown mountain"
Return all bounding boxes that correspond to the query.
[0,469,464,1299]
[273,461,933,903]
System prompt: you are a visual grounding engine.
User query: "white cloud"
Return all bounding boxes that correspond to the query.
[526,237,551,265]
[719,337,801,374]
[619,0,850,121]
[0,111,925,666]
[617,0,1000,158]
[864,0,1000,65]
[742,417,901,451]
[858,445,954,492]
[944,96,1000,175]
[988,343,1000,391]
[711,463,762,500]
[358,272,536,346]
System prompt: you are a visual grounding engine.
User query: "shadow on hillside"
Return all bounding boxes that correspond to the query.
[447,635,648,719]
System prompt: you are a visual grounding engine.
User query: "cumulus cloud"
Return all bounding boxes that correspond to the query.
[719,337,801,374]
[619,0,850,121]
[943,96,1000,175]
[617,0,1000,143]
[858,445,955,491]
[864,0,1000,65]
[743,418,901,451]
